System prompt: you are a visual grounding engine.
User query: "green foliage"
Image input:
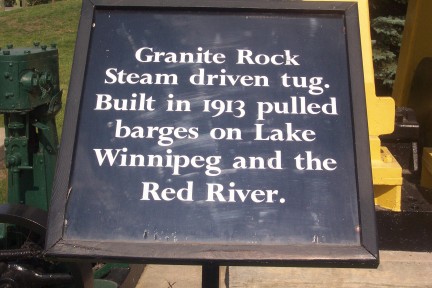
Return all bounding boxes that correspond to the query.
[26,0,64,6]
[4,0,16,7]
[3,0,56,7]
[372,16,405,47]
[371,16,405,91]
[369,0,408,95]
[26,0,51,6]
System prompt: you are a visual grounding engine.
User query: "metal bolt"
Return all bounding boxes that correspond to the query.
[41,45,47,51]
[3,50,10,55]
[33,41,40,47]
[6,44,13,49]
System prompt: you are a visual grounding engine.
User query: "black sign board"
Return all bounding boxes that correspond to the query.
[46,0,378,267]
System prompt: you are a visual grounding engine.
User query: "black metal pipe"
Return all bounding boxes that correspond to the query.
[0,249,40,261]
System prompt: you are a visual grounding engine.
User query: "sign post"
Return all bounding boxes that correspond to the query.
[202,264,219,288]
[46,0,379,273]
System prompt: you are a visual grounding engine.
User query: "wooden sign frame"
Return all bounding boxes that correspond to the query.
[46,0,378,268]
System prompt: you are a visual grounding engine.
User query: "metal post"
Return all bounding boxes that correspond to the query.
[202,264,219,288]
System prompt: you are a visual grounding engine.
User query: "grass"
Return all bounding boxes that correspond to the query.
[0,0,81,202]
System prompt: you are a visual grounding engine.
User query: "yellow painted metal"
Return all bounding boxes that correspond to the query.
[373,147,402,211]
[303,0,402,210]
[374,185,402,212]
[392,0,432,192]
[392,0,432,107]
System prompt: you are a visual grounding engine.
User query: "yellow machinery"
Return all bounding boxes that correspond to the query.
[391,0,432,190]
[308,0,432,211]
[306,0,404,211]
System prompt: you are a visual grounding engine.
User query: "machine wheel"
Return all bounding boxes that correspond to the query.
[0,204,93,288]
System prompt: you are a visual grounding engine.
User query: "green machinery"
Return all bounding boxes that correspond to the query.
[0,42,87,287]
[0,42,60,212]
[0,43,138,288]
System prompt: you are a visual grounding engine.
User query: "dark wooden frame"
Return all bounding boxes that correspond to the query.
[45,0,378,268]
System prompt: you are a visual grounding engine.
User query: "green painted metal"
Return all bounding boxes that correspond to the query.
[93,263,130,280]
[94,279,119,288]
[0,42,61,211]
[0,43,61,112]
[0,43,128,287]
